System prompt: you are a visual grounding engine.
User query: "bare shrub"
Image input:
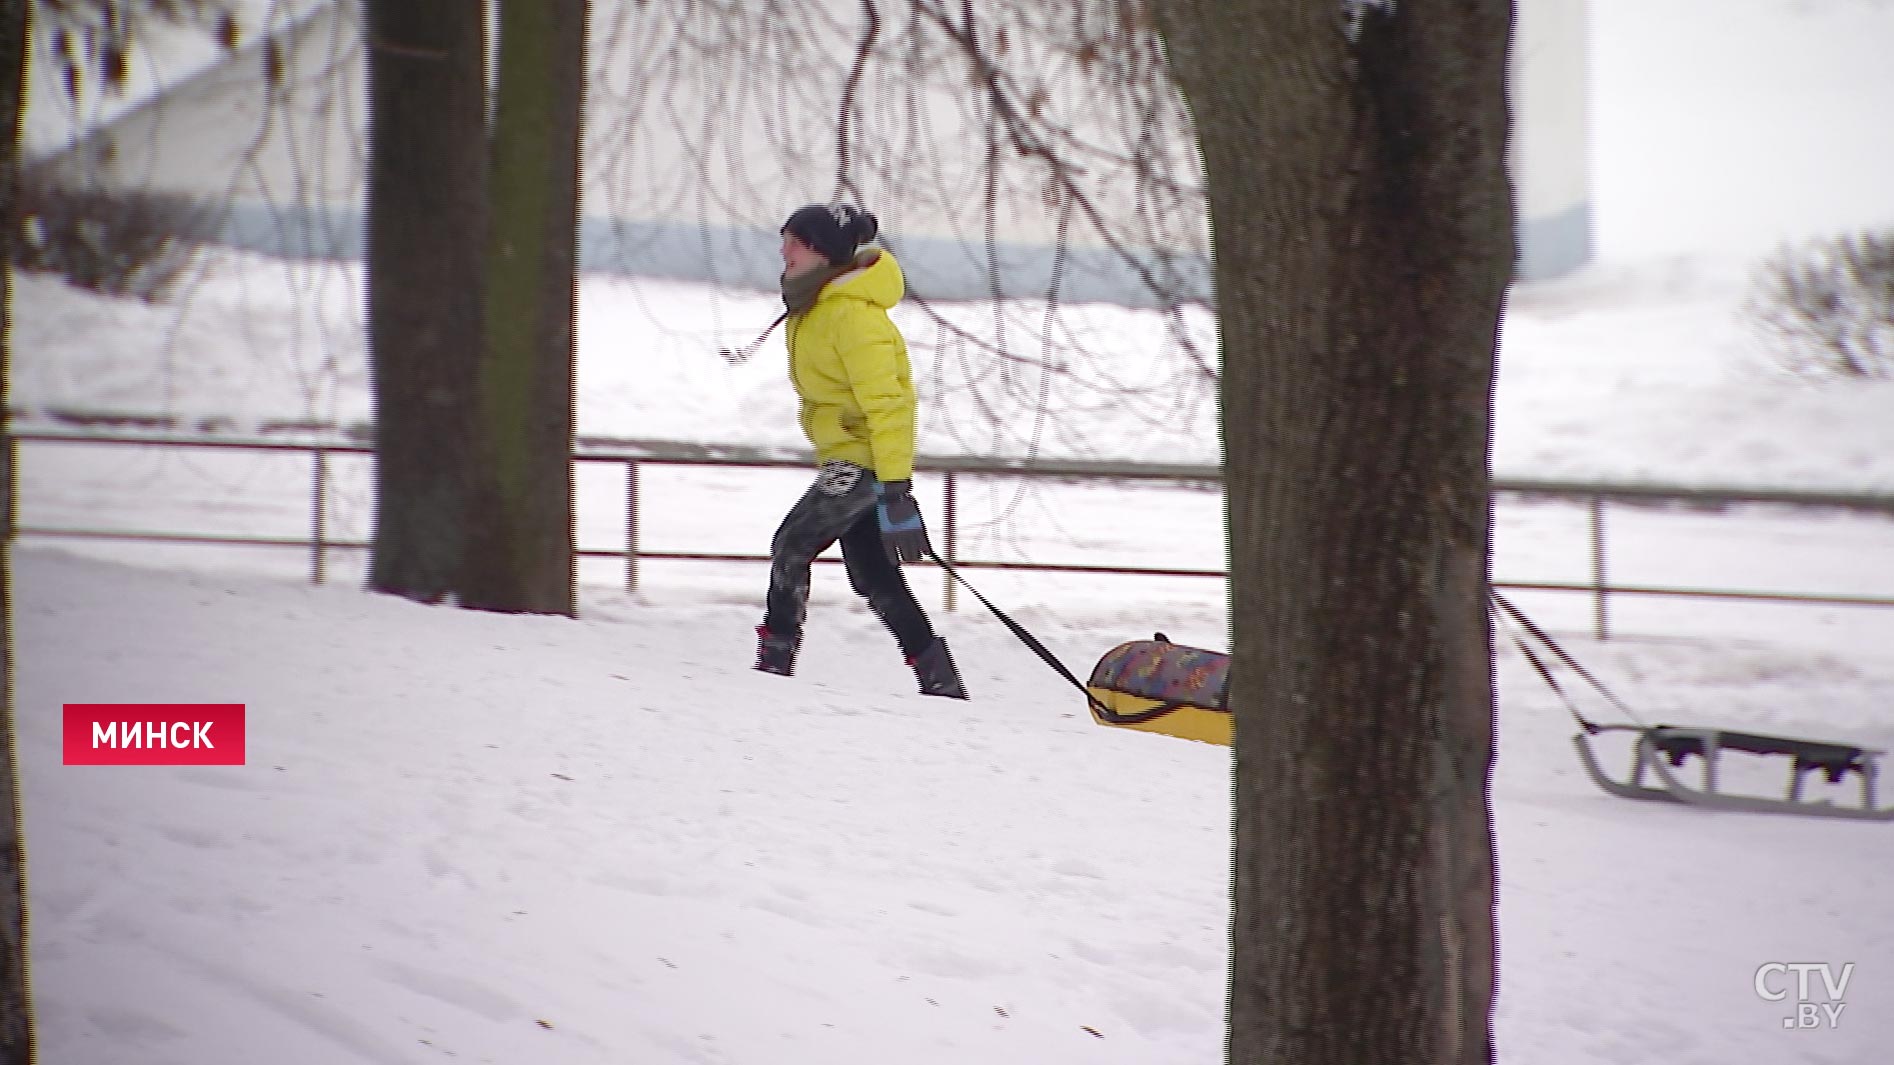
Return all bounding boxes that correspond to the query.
[1745,231,1894,379]
[12,169,206,301]
[34,0,241,97]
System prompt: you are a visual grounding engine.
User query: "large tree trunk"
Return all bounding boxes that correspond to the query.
[1153,1,1513,1062]
[0,1,35,1060]
[457,0,586,616]
[364,0,488,603]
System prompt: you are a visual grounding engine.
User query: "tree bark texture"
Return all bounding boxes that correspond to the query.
[457,0,586,616]
[0,0,36,1058]
[1153,1,1513,1062]
[365,0,487,603]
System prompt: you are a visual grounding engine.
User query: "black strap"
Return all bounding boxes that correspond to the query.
[929,558,1634,739]
[1490,597,1606,733]
[1095,699,1197,726]
[1490,592,1651,733]
[926,549,1133,722]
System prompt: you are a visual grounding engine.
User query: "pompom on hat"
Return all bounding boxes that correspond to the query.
[782,203,880,266]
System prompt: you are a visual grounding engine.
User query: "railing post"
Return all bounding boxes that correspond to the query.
[311,446,328,584]
[943,470,957,612]
[625,460,640,594]
[1590,494,1609,641]
[4,431,16,546]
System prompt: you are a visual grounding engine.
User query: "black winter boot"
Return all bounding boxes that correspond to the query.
[754,624,799,676]
[908,637,968,699]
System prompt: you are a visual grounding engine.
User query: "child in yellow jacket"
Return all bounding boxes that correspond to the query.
[754,203,967,699]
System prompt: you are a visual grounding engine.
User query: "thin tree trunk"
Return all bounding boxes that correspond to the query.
[1152,0,1513,1062]
[0,0,35,1059]
[365,0,487,603]
[458,0,586,615]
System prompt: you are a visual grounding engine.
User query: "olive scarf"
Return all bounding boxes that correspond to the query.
[780,249,877,315]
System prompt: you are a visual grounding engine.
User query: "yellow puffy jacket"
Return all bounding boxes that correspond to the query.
[784,250,917,482]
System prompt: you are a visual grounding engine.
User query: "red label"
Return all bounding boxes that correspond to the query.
[63,704,246,766]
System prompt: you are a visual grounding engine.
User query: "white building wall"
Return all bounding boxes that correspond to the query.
[1511,0,1593,279]
[28,0,1592,302]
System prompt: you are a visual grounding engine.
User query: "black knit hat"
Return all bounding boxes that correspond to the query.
[782,203,879,266]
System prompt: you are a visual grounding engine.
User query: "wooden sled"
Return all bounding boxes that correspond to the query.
[1574,722,1893,821]
[1085,635,1232,746]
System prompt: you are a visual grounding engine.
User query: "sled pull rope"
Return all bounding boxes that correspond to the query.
[1490,595,1604,733]
[720,312,788,365]
[1490,592,1651,733]
[925,549,1118,720]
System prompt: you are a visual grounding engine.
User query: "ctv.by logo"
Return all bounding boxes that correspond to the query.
[1754,962,1852,1030]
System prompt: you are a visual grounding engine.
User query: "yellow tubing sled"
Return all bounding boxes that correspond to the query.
[1085,635,1232,747]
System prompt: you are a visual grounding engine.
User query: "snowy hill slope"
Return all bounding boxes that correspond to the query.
[18,548,1894,1064]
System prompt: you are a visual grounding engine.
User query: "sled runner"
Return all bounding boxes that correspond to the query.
[1573,723,1892,821]
[1084,635,1232,746]
[1494,593,1894,822]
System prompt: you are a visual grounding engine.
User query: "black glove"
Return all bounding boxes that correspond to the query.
[875,479,931,564]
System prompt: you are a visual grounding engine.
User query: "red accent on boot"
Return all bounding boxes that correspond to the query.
[754,625,798,676]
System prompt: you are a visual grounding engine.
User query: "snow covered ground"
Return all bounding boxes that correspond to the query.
[14,545,1894,1065]
[14,0,1894,1062]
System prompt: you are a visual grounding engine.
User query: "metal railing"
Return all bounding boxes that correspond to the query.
[9,427,1894,638]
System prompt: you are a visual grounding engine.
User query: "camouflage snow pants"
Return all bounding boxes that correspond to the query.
[762,461,937,658]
